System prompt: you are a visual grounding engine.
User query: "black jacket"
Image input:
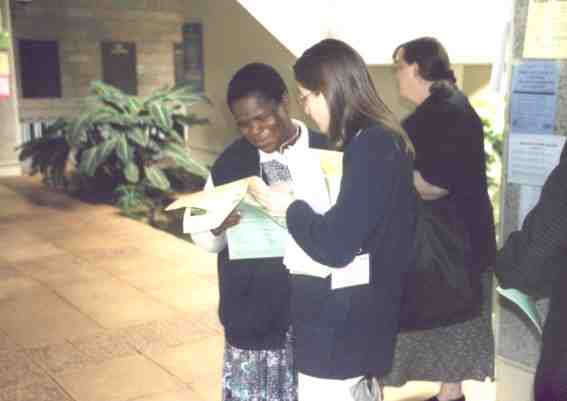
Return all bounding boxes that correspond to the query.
[286,125,417,379]
[210,130,328,350]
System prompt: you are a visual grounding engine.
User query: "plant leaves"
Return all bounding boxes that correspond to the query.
[149,102,172,131]
[163,142,209,178]
[128,128,149,146]
[116,134,130,163]
[96,137,117,165]
[78,146,99,177]
[124,162,140,183]
[144,166,170,191]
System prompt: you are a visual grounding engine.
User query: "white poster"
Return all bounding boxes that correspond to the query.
[507,134,566,186]
[518,185,543,229]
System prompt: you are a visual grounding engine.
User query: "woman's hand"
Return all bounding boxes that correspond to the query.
[413,170,449,201]
[211,209,241,236]
[248,176,295,217]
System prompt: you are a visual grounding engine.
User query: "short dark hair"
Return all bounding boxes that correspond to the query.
[294,39,413,157]
[393,37,456,84]
[226,63,288,109]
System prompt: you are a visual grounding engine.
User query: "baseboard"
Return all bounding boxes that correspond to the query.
[0,161,22,177]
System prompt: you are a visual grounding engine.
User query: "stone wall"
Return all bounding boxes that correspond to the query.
[11,0,187,121]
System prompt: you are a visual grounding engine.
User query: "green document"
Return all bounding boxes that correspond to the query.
[226,202,288,260]
[497,286,543,335]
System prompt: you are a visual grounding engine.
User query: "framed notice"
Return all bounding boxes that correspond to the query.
[101,41,137,95]
[181,22,204,91]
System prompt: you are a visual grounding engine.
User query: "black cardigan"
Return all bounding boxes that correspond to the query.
[210,130,328,350]
[286,125,417,379]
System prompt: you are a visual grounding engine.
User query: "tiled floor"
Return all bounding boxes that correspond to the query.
[0,177,495,401]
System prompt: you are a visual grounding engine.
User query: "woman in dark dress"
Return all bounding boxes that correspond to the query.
[382,37,497,401]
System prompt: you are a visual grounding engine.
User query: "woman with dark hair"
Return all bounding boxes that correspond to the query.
[192,62,329,401]
[381,37,496,401]
[249,39,417,400]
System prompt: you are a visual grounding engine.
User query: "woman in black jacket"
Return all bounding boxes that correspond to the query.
[193,63,328,401]
[250,39,417,400]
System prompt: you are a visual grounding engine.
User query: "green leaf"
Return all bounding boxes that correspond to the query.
[124,162,140,183]
[116,134,130,163]
[149,102,172,131]
[79,146,99,177]
[127,97,142,114]
[144,166,170,190]
[96,137,117,164]
[163,142,209,178]
[128,128,149,146]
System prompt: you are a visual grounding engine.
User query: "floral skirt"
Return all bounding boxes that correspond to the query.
[222,331,297,401]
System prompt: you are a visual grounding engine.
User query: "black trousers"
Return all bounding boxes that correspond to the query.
[534,266,567,401]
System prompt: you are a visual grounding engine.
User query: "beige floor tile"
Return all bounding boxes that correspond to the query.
[14,253,113,288]
[55,278,177,329]
[1,242,64,264]
[0,266,43,301]
[129,388,205,401]
[0,288,102,348]
[0,375,74,401]
[146,278,218,314]
[118,265,201,291]
[143,335,224,385]
[55,354,184,401]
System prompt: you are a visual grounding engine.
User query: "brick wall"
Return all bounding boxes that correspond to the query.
[11,0,187,121]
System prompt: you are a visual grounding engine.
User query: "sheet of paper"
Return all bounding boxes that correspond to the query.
[497,286,543,335]
[510,60,559,135]
[507,134,566,186]
[283,146,335,278]
[167,177,251,234]
[331,254,370,290]
[226,202,288,260]
[523,0,567,59]
[518,185,543,229]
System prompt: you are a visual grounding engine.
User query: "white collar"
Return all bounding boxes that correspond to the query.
[259,119,309,162]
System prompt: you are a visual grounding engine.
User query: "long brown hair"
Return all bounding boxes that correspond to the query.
[294,39,414,156]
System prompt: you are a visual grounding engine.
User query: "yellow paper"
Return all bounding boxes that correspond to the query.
[524,0,567,59]
[315,149,343,176]
[0,52,9,75]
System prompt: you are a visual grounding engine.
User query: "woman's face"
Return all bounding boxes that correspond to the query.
[297,84,330,133]
[230,95,292,154]
[394,47,419,102]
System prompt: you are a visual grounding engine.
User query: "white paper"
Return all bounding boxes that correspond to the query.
[507,134,566,186]
[283,145,334,278]
[331,254,370,290]
[518,185,543,229]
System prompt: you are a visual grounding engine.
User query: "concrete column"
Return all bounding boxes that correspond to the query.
[0,0,21,176]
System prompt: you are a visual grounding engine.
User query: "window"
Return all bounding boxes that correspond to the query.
[18,39,62,98]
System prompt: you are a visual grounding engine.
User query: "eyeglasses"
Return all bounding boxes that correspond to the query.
[296,91,316,107]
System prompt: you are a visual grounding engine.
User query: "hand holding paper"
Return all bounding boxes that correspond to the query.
[211,209,241,236]
[248,176,295,217]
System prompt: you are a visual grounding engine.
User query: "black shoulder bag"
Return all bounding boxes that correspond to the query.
[398,193,482,331]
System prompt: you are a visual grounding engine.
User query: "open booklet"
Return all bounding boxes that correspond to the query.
[165,176,285,233]
[165,149,343,261]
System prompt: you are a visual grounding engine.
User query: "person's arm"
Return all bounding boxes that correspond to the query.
[413,170,449,200]
[286,129,403,267]
[494,157,567,296]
